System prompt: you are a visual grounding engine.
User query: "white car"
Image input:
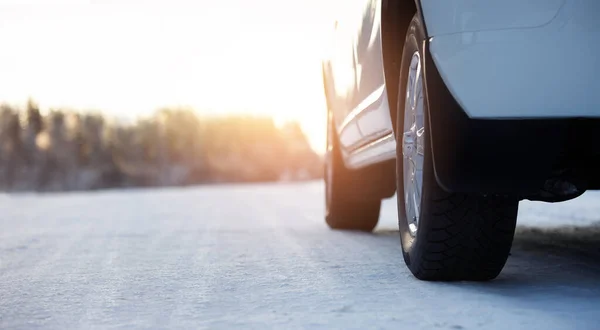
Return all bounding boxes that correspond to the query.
[322,0,600,281]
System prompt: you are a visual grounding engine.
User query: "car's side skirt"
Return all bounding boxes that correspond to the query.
[344,131,397,169]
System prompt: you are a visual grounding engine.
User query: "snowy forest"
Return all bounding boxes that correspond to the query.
[0,99,323,192]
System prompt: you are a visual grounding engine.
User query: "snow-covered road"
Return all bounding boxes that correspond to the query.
[1,181,600,329]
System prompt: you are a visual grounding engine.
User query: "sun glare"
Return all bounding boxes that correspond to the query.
[0,0,342,153]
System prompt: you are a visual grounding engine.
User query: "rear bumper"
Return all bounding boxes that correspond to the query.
[423,40,600,195]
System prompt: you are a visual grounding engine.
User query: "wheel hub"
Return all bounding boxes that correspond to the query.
[402,130,416,158]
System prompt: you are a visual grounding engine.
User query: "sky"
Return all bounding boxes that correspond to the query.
[0,0,345,153]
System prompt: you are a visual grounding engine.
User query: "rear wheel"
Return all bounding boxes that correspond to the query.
[325,110,381,232]
[396,15,519,281]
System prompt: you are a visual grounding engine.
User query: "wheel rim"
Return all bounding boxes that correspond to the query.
[402,51,424,237]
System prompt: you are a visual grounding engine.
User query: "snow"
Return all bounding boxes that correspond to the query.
[1,181,600,329]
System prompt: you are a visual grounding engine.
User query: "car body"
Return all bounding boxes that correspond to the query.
[322,0,600,281]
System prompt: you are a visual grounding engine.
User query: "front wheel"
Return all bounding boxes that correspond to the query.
[396,15,519,281]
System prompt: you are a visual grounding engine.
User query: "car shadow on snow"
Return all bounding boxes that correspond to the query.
[441,225,600,319]
[315,224,600,326]
[373,224,600,290]
[367,224,600,321]
[493,224,600,285]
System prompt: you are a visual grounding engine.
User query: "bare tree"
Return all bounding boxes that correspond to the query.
[0,100,322,192]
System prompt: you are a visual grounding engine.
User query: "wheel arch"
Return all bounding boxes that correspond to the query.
[380,0,419,135]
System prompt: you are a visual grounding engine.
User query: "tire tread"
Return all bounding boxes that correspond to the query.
[412,189,518,281]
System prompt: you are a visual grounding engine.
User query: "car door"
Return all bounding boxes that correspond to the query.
[352,0,394,142]
[327,0,393,153]
[326,7,363,150]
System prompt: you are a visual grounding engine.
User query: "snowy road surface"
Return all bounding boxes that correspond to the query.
[2,181,600,329]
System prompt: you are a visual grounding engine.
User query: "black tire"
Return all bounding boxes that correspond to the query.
[396,15,519,281]
[325,110,381,232]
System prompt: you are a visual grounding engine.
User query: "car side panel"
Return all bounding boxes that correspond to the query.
[420,0,565,37]
[322,11,364,149]
[323,0,395,167]
[422,0,600,119]
[353,0,393,141]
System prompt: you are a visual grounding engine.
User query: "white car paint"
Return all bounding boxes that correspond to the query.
[323,0,392,154]
[355,88,393,140]
[326,0,600,169]
[339,121,363,148]
[353,0,392,140]
[323,4,365,150]
[419,0,565,37]
[346,132,396,168]
[427,0,600,118]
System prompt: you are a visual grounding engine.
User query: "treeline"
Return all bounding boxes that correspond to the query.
[0,99,323,192]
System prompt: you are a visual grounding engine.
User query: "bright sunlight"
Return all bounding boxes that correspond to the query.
[0,0,344,153]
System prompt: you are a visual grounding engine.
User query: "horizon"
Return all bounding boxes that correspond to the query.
[1,98,326,154]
